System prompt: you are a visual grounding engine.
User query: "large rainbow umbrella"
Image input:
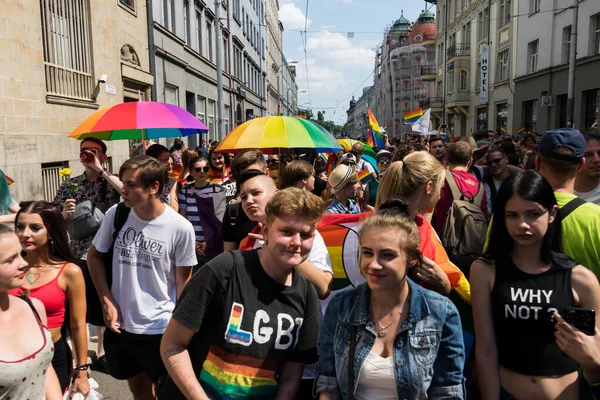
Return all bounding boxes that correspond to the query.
[215,116,343,154]
[69,101,208,140]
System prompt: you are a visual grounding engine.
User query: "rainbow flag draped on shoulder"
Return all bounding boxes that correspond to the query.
[366,107,385,148]
[317,213,471,304]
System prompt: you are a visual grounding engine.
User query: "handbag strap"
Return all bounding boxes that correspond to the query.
[348,289,359,400]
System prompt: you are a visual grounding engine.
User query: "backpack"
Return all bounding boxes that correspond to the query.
[86,203,131,326]
[442,170,488,275]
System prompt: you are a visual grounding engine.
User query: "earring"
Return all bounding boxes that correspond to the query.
[49,238,55,254]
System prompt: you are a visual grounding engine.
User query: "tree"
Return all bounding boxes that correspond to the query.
[297,107,314,120]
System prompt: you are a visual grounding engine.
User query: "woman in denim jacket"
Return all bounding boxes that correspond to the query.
[316,200,465,399]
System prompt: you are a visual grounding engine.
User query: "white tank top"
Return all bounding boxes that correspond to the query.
[355,351,398,400]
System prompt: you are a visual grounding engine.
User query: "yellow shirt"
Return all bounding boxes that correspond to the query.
[484,192,600,278]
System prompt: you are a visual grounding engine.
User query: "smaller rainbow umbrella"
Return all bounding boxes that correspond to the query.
[69,101,208,140]
[215,116,343,154]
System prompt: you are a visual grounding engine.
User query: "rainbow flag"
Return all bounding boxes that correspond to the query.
[296,114,307,119]
[317,213,471,306]
[500,126,507,135]
[403,108,423,124]
[357,169,375,185]
[366,107,385,148]
[5,175,14,185]
[517,127,526,134]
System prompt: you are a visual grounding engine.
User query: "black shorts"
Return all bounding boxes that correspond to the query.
[104,329,166,383]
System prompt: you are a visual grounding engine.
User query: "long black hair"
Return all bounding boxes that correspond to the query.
[485,170,563,265]
[16,201,77,264]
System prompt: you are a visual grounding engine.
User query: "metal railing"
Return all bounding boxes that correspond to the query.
[421,97,444,109]
[421,66,437,76]
[41,165,68,202]
[446,43,471,59]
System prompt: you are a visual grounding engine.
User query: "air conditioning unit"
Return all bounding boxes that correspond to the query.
[541,95,554,107]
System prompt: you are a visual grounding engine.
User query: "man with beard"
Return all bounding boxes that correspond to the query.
[483,146,511,209]
[429,136,447,166]
[574,131,600,205]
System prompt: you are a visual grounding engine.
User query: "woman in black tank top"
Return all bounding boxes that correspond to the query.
[471,170,600,400]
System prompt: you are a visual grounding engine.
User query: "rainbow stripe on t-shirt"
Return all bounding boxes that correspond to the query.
[200,345,279,399]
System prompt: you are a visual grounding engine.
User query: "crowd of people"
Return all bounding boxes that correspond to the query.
[0,126,600,400]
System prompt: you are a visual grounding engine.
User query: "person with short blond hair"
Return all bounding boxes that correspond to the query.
[159,188,321,400]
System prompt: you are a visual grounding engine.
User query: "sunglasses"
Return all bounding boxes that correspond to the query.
[378,159,391,165]
[267,159,280,165]
[194,166,210,173]
[342,161,356,166]
[486,157,504,166]
[350,150,363,156]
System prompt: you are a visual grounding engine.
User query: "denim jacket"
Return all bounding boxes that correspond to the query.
[316,279,465,399]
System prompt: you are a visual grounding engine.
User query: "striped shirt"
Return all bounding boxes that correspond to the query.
[178,182,223,242]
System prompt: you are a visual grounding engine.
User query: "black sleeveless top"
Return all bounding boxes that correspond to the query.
[491,254,578,376]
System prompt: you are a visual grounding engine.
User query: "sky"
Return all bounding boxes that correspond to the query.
[278,0,436,125]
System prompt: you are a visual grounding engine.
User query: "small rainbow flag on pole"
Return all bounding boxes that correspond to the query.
[517,127,526,134]
[366,107,385,149]
[403,108,424,124]
[5,175,14,185]
[357,169,375,185]
[500,126,507,135]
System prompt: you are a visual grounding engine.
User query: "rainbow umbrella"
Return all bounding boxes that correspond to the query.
[215,116,343,154]
[337,139,377,159]
[69,101,208,140]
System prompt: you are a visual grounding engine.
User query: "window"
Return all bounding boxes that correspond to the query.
[529,0,540,14]
[40,0,93,101]
[584,89,599,130]
[447,70,455,93]
[224,105,230,135]
[557,94,568,128]
[499,0,511,26]
[437,43,444,65]
[527,40,538,73]
[497,49,509,82]
[476,107,488,131]
[478,8,489,40]
[459,70,469,92]
[593,14,600,55]
[208,99,216,141]
[165,84,179,105]
[195,9,202,54]
[223,37,229,73]
[462,22,471,44]
[184,0,190,44]
[197,95,206,124]
[168,0,175,31]
[496,103,508,133]
[206,18,214,62]
[523,99,538,132]
[119,0,134,10]
[233,0,240,21]
[563,25,572,64]
[242,7,245,33]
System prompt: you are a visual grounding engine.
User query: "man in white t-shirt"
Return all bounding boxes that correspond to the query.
[575,130,600,205]
[88,156,197,399]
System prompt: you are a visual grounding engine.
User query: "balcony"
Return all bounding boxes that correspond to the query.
[446,43,471,59]
[421,97,444,110]
[420,66,437,80]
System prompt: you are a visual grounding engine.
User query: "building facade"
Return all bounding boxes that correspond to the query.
[265,0,282,116]
[513,0,600,132]
[281,55,298,116]
[350,10,436,139]
[433,0,516,137]
[1,0,152,200]
[345,86,375,139]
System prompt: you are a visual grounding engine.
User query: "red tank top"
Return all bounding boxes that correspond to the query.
[9,262,69,329]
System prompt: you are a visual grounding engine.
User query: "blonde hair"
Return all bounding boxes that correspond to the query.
[266,187,324,226]
[281,160,315,189]
[375,151,445,209]
[359,203,421,265]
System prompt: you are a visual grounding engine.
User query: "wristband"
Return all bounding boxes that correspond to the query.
[74,364,91,371]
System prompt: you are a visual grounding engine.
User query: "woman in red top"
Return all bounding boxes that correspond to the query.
[10,201,89,396]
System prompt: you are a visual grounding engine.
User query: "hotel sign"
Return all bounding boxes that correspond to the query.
[480,45,489,103]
